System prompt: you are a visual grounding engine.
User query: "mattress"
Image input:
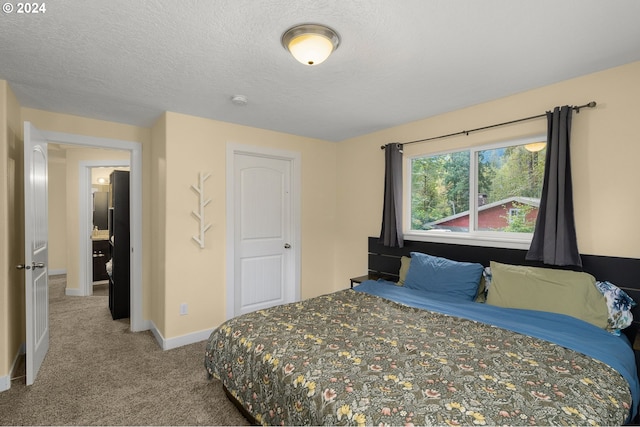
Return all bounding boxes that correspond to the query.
[205,281,638,425]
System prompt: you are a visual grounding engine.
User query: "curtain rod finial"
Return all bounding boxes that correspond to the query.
[575,101,597,113]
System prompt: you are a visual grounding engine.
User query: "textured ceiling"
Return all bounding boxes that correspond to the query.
[1,0,640,142]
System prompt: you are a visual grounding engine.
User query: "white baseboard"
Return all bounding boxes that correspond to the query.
[132,318,151,333]
[66,283,127,296]
[0,343,26,392]
[65,288,84,296]
[0,373,9,392]
[48,269,67,276]
[149,321,214,351]
[149,321,164,349]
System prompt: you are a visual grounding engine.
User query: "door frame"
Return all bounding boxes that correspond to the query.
[41,130,145,332]
[225,143,301,319]
[79,160,130,297]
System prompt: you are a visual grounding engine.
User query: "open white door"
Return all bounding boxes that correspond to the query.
[22,121,49,385]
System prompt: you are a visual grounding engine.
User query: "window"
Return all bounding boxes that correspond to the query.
[409,137,546,242]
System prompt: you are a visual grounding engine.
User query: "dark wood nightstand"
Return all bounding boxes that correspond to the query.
[350,273,395,288]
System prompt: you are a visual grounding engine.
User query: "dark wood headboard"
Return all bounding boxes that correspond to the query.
[367,236,640,338]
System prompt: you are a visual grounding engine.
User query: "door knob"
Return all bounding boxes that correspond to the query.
[16,264,31,270]
[284,243,291,249]
[32,262,45,269]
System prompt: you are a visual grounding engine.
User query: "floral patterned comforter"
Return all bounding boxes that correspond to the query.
[204,289,632,426]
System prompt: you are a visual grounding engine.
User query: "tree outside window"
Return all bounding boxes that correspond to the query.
[410,141,545,234]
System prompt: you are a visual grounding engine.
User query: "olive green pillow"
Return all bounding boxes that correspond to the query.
[486,261,609,329]
[396,256,411,286]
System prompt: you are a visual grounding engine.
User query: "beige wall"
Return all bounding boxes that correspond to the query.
[47,154,67,273]
[160,112,338,339]
[0,81,24,383]
[335,61,640,284]
[149,113,167,333]
[0,80,8,383]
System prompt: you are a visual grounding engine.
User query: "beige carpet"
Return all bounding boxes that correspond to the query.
[0,275,249,426]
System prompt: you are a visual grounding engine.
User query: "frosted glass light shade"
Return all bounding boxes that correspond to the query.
[282,24,340,66]
[524,142,547,152]
[288,33,334,65]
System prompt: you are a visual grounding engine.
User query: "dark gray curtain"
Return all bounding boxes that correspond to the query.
[526,106,582,267]
[379,143,404,248]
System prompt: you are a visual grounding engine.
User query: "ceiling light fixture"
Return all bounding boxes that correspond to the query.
[524,142,547,152]
[281,24,340,66]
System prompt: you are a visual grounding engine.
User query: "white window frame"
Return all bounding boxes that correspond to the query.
[403,134,545,250]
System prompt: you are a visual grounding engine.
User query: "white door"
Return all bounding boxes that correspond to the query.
[233,153,296,315]
[22,122,49,385]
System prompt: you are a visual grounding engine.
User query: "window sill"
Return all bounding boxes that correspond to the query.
[404,231,532,250]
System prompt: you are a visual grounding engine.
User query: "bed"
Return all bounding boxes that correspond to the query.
[205,238,640,425]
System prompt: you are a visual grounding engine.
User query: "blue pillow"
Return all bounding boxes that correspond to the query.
[403,252,484,301]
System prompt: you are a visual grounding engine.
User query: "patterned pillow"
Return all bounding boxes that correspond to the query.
[595,280,636,335]
[473,267,492,303]
[483,267,492,290]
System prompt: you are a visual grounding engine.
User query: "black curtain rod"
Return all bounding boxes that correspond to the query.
[380,101,597,150]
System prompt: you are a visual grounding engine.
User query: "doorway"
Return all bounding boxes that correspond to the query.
[79,161,130,297]
[225,143,301,318]
[42,130,145,332]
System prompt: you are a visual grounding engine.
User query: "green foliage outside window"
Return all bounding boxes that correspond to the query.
[411,144,545,232]
[411,151,470,230]
[486,146,545,203]
[501,202,537,233]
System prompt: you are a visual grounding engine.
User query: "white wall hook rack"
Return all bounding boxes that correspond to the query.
[191,172,212,248]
